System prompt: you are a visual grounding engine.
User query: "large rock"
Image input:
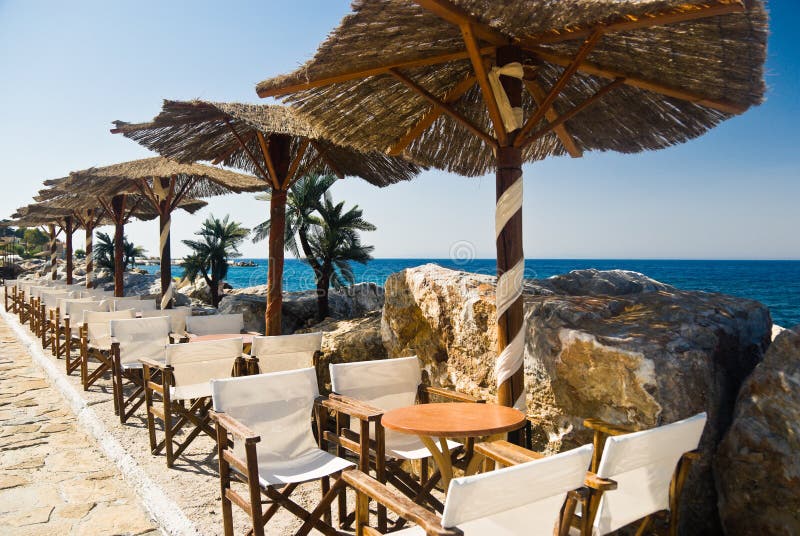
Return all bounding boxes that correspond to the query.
[221,282,385,334]
[382,264,772,534]
[716,325,800,535]
[298,311,387,392]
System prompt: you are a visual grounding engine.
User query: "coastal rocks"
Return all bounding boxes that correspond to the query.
[298,311,386,392]
[716,325,800,535]
[221,282,385,334]
[381,264,772,534]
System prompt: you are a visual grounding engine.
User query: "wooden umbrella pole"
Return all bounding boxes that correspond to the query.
[266,188,287,335]
[49,224,57,280]
[494,46,526,414]
[85,224,94,289]
[111,195,126,297]
[64,216,74,285]
[157,178,174,309]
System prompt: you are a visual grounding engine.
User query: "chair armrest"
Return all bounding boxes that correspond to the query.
[474,440,545,466]
[140,357,169,370]
[169,332,189,344]
[583,418,637,436]
[210,410,260,444]
[341,469,461,536]
[420,385,483,403]
[322,394,383,422]
[584,472,617,491]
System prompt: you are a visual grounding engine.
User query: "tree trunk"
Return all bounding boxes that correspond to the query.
[111,195,126,297]
[494,46,526,419]
[315,264,332,321]
[266,188,287,335]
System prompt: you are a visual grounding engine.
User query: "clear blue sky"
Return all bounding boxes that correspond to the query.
[0,1,797,260]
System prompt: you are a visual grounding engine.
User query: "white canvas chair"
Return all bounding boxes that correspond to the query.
[249,331,322,374]
[185,313,245,337]
[81,289,113,299]
[326,356,479,531]
[28,285,55,335]
[141,307,192,340]
[344,443,595,536]
[4,279,19,312]
[80,309,136,391]
[569,412,708,536]
[101,296,142,312]
[109,316,170,424]
[211,368,354,536]
[60,299,108,375]
[39,290,73,351]
[142,337,243,467]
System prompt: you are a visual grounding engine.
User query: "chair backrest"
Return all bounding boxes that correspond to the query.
[65,299,108,322]
[440,444,594,535]
[330,356,421,412]
[165,337,242,400]
[140,307,191,334]
[58,297,94,319]
[211,368,320,468]
[83,309,136,347]
[42,290,73,310]
[592,413,707,535]
[251,332,322,373]
[185,313,244,336]
[131,299,158,313]
[110,316,171,367]
[81,289,113,299]
[101,296,142,311]
[29,285,52,298]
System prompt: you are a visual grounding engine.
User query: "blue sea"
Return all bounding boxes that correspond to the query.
[137,259,800,327]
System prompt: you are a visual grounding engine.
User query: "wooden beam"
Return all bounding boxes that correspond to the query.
[413,0,509,46]
[524,80,582,157]
[257,132,281,190]
[518,78,625,149]
[284,138,310,189]
[224,120,272,183]
[211,133,255,165]
[292,152,325,183]
[387,75,476,156]
[122,196,143,223]
[257,46,496,98]
[515,29,604,146]
[309,140,344,180]
[388,68,497,149]
[170,176,194,211]
[516,1,746,46]
[461,24,508,146]
[525,47,747,114]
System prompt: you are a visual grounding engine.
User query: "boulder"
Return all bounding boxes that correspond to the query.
[382,264,772,534]
[716,325,800,535]
[298,311,386,392]
[221,282,385,334]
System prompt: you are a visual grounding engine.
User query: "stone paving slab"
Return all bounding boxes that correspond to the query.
[0,318,159,535]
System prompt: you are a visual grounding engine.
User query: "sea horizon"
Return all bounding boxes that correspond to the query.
[137,257,800,327]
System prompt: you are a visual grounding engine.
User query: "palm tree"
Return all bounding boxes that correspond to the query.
[252,173,336,259]
[94,232,144,273]
[181,215,249,307]
[306,195,375,320]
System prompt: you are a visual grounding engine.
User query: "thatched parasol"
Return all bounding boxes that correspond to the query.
[37,176,206,297]
[42,158,261,306]
[112,101,420,333]
[254,0,767,429]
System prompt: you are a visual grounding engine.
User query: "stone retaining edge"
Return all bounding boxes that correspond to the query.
[0,307,200,536]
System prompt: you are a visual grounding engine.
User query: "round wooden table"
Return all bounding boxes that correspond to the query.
[382,403,526,488]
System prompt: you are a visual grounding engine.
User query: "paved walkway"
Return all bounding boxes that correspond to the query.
[0,317,159,535]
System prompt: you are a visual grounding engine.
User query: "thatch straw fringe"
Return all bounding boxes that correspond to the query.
[256,0,767,176]
[113,101,420,187]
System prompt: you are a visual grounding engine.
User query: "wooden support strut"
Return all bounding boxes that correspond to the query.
[110,195,126,297]
[158,177,174,309]
[264,134,292,336]
[523,80,582,158]
[64,216,74,285]
[48,224,57,280]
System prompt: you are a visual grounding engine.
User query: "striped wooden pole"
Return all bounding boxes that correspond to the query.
[48,224,57,280]
[111,195,126,297]
[85,218,94,289]
[494,47,526,412]
[155,178,174,309]
[64,216,74,285]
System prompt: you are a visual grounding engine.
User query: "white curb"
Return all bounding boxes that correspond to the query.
[0,307,200,536]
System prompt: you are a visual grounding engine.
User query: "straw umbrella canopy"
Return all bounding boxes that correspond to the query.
[41,158,262,307]
[254,0,768,415]
[112,100,420,334]
[38,180,206,297]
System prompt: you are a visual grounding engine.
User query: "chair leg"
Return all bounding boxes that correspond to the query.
[216,421,234,536]
[375,423,387,533]
[144,366,158,452]
[634,515,653,536]
[245,442,265,536]
[163,385,174,468]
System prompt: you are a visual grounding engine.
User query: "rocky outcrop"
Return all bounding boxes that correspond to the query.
[220,282,385,334]
[382,264,772,534]
[298,311,386,392]
[716,325,800,535]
